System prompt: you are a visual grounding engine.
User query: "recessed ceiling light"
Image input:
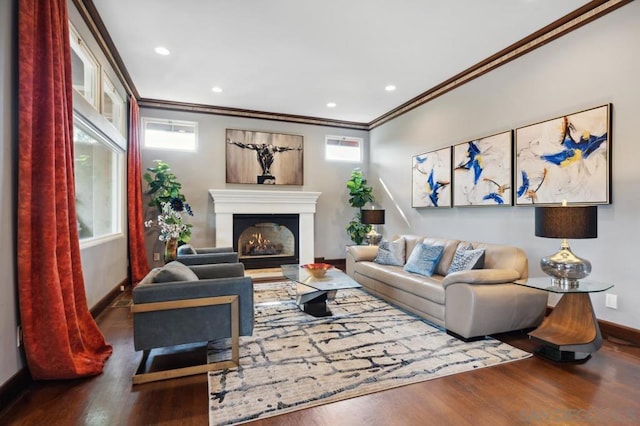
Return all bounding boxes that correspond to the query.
[385,85,396,92]
[211,86,223,93]
[154,46,170,56]
[326,102,337,108]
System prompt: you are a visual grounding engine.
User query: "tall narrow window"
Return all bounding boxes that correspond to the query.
[325,135,363,162]
[74,115,123,241]
[69,24,99,109]
[142,117,198,151]
[102,73,126,135]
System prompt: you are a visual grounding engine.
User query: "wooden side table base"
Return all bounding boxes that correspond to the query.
[528,293,602,362]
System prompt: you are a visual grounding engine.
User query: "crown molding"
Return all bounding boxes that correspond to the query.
[368,0,631,129]
[137,98,369,130]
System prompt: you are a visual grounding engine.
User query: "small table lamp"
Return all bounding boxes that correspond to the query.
[535,202,598,288]
[360,209,385,245]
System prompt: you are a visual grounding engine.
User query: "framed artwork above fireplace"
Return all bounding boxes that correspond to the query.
[226,129,304,185]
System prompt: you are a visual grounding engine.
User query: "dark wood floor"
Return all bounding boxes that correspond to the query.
[1,288,639,425]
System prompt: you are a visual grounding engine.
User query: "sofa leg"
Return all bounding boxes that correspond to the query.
[446,329,486,342]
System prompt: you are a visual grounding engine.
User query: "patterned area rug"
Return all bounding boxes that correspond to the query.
[208,281,530,425]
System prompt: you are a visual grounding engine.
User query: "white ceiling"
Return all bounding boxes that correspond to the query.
[92,0,592,124]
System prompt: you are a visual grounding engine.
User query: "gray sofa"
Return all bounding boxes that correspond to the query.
[346,235,547,340]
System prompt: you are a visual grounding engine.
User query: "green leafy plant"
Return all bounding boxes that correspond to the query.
[143,160,193,244]
[346,168,375,244]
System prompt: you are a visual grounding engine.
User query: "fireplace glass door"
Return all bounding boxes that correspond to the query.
[233,214,299,269]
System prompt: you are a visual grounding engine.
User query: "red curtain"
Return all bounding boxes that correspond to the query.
[127,97,150,285]
[18,0,112,379]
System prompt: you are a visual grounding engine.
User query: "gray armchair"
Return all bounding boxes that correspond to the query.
[131,260,253,384]
[176,244,239,265]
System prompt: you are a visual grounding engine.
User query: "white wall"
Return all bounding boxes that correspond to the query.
[370,2,640,329]
[140,107,370,266]
[0,0,22,386]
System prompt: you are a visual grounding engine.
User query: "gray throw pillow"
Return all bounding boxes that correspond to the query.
[153,261,199,283]
[403,242,444,276]
[447,247,486,274]
[374,237,406,266]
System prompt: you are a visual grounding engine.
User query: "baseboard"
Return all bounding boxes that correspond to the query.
[90,278,129,318]
[599,319,640,346]
[0,368,30,413]
[545,306,640,346]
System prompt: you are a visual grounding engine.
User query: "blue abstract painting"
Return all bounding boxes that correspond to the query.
[453,131,512,207]
[515,104,610,205]
[412,147,451,208]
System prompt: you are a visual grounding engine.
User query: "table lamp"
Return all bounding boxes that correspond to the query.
[534,202,597,288]
[360,208,385,245]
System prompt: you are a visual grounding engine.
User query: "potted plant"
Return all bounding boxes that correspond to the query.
[346,168,375,245]
[143,160,193,262]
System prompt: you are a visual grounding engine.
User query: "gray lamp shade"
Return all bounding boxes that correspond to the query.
[360,209,385,225]
[535,206,597,239]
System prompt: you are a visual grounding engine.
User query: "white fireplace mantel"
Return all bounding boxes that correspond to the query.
[209,189,321,265]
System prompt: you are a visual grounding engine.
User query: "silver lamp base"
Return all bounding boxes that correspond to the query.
[364,229,383,246]
[540,241,591,289]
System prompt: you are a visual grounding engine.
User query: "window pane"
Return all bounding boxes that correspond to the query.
[74,120,122,240]
[102,74,126,135]
[325,136,362,162]
[69,25,98,108]
[143,117,197,151]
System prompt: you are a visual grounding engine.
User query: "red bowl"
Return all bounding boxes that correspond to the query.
[301,263,333,278]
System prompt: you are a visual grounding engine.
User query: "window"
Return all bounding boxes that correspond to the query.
[325,135,363,162]
[74,114,123,241]
[102,73,126,135]
[142,117,198,151]
[69,24,99,109]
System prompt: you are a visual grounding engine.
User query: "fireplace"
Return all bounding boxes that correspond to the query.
[209,189,321,266]
[233,214,299,269]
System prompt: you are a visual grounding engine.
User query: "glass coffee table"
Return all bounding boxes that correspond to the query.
[281,264,362,317]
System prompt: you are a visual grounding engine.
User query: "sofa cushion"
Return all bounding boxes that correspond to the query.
[153,261,199,283]
[404,242,444,276]
[374,237,406,266]
[447,247,485,274]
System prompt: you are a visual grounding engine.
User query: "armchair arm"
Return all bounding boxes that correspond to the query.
[346,245,379,262]
[189,263,245,279]
[441,268,521,289]
[177,252,239,265]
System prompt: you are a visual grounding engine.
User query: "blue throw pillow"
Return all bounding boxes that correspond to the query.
[403,243,444,276]
[447,247,486,274]
[374,238,406,266]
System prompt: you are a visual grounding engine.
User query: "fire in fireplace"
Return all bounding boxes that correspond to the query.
[233,214,299,269]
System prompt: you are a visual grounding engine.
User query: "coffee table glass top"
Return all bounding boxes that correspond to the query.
[281,264,362,292]
[514,277,613,294]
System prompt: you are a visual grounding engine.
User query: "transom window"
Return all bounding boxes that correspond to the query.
[142,117,198,151]
[102,73,126,135]
[325,135,363,162]
[69,24,99,109]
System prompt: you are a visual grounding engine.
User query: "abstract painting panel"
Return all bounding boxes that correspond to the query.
[226,129,304,185]
[412,147,452,208]
[514,104,610,205]
[453,131,512,207]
